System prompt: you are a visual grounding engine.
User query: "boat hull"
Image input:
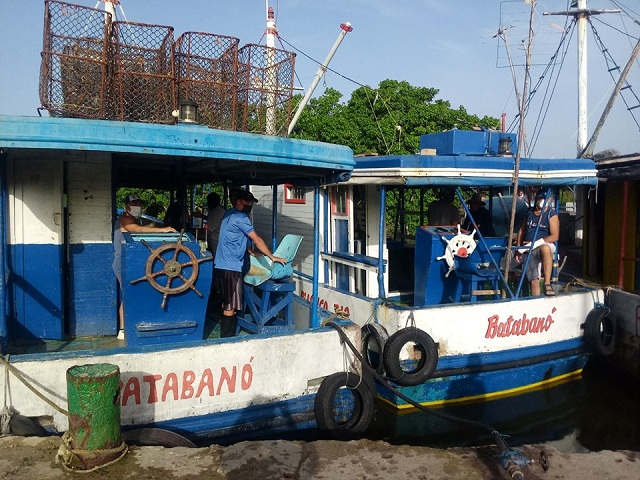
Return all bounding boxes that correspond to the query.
[297,278,603,407]
[0,323,360,442]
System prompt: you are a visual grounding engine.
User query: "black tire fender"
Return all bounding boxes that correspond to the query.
[583,307,617,356]
[314,372,375,439]
[361,323,389,375]
[383,327,438,386]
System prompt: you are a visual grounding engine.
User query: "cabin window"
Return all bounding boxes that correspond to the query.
[284,184,306,204]
[332,185,349,216]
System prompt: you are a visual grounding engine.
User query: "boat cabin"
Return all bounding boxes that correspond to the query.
[0,116,354,350]
[258,128,598,307]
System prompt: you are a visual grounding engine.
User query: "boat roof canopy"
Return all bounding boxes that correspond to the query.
[349,153,598,187]
[0,116,354,189]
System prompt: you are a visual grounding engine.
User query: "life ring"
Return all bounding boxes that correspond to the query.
[361,323,389,375]
[383,327,438,386]
[583,307,617,356]
[314,372,375,439]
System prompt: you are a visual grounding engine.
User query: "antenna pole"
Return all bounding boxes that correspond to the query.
[287,22,353,136]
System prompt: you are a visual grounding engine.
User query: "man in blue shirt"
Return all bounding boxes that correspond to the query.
[515,189,559,296]
[214,189,286,337]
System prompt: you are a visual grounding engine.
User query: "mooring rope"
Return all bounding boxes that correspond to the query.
[0,355,69,416]
[56,431,128,473]
[324,320,537,478]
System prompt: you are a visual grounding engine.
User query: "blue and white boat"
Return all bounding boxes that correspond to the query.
[252,127,613,408]
[0,0,379,446]
[0,114,368,442]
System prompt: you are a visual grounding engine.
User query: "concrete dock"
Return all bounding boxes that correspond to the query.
[1,435,639,479]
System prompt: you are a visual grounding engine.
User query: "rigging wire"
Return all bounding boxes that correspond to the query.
[278,34,401,154]
[588,18,640,132]
[609,0,640,21]
[527,19,576,155]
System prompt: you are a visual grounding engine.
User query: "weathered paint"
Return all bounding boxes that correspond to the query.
[0,324,360,433]
[67,363,122,451]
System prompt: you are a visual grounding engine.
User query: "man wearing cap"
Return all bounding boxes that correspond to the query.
[213,189,286,337]
[113,194,177,340]
[427,187,461,226]
[515,189,559,296]
[461,192,495,237]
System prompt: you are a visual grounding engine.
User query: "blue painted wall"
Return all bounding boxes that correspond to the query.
[10,244,64,339]
[68,242,117,336]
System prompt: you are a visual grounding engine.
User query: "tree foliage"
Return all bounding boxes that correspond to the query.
[290,79,501,155]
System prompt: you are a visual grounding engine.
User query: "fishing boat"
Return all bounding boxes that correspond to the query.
[252,126,613,408]
[592,152,640,382]
[0,0,372,447]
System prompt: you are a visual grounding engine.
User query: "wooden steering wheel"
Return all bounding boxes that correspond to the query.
[129,233,212,309]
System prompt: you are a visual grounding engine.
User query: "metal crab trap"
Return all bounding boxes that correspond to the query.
[40,0,111,119]
[236,44,296,135]
[174,32,240,130]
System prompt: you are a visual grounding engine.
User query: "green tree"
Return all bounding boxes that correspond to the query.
[291,79,501,156]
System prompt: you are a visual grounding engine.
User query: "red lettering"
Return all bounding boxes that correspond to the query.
[143,374,162,403]
[216,366,237,395]
[196,369,214,398]
[486,308,557,339]
[181,370,195,399]
[486,314,499,338]
[162,373,179,401]
[241,357,254,390]
[122,377,141,406]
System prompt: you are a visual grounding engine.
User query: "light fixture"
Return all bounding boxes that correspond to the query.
[178,99,198,124]
[498,136,513,155]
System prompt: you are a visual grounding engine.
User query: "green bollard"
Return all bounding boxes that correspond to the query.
[61,363,127,471]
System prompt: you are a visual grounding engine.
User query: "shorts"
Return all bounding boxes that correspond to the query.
[524,242,556,281]
[214,268,244,313]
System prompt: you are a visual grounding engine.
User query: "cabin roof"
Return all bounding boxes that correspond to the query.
[348,153,598,186]
[594,152,640,181]
[0,116,354,188]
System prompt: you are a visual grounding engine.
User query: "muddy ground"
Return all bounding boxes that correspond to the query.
[1,435,639,479]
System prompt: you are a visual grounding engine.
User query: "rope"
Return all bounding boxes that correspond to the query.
[0,355,69,417]
[1,359,11,435]
[56,431,128,473]
[325,313,364,390]
[324,320,520,448]
[0,406,14,435]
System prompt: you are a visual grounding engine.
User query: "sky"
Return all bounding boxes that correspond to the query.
[1,0,639,158]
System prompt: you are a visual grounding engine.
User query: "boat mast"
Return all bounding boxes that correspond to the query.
[265,3,278,135]
[287,22,353,135]
[544,0,620,156]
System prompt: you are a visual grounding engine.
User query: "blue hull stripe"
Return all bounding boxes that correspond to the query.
[379,353,587,407]
[432,338,584,375]
[142,393,317,443]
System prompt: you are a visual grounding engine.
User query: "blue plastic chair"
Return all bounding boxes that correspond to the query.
[244,234,304,286]
[240,234,304,333]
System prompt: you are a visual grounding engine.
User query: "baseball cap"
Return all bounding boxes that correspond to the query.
[236,189,258,203]
[466,193,485,206]
[124,194,141,204]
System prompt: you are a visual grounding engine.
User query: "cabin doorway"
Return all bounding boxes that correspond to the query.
[66,156,116,336]
[7,156,65,340]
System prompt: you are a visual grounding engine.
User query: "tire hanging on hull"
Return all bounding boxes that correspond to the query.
[314,372,375,439]
[583,306,617,356]
[383,327,438,386]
